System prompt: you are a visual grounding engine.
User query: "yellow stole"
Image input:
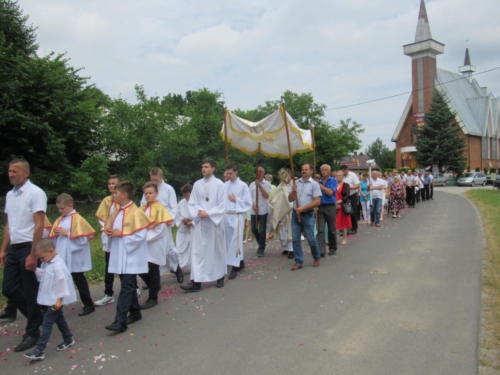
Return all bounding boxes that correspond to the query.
[44,216,52,231]
[95,195,119,223]
[49,212,96,240]
[140,201,174,228]
[106,202,153,236]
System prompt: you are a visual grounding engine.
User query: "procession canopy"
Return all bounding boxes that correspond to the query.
[221,106,314,158]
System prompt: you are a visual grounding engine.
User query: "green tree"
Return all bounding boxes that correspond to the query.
[416,91,466,173]
[365,137,396,169]
[1,1,108,197]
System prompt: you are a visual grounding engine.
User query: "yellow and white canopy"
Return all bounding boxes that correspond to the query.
[221,106,313,158]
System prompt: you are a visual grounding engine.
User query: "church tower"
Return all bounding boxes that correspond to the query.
[403,0,444,121]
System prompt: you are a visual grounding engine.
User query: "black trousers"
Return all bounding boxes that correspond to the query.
[139,262,160,300]
[349,194,359,232]
[423,184,430,200]
[415,188,421,203]
[104,251,115,297]
[406,186,415,207]
[316,205,337,254]
[71,272,94,308]
[2,243,42,338]
[115,274,141,325]
[430,184,434,199]
[251,214,268,253]
[2,298,18,318]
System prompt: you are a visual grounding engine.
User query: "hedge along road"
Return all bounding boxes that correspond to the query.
[0,191,482,375]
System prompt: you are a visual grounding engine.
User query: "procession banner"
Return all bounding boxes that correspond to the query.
[220,107,313,158]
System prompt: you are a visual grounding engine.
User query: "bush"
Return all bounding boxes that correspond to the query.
[69,154,109,201]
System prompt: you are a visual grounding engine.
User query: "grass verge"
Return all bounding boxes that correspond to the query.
[465,189,500,371]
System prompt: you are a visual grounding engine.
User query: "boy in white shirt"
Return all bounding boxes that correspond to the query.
[49,194,96,317]
[104,182,152,333]
[175,184,194,272]
[24,239,76,361]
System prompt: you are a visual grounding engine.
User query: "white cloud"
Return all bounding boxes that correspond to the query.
[18,0,500,150]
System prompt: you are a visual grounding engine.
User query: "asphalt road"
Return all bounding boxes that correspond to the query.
[0,191,483,375]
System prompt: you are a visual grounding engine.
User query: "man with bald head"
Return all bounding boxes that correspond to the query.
[1,159,47,352]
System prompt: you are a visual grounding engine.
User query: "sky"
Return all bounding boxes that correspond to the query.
[18,0,500,150]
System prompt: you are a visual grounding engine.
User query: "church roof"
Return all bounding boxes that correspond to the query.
[392,68,499,141]
[436,68,499,137]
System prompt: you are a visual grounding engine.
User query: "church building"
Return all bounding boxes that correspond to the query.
[392,0,500,170]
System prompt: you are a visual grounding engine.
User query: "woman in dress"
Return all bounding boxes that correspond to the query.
[335,171,352,245]
[390,175,406,218]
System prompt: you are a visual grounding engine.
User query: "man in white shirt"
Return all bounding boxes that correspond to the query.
[369,171,388,227]
[249,166,272,257]
[140,167,183,283]
[0,159,46,352]
[403,169,416,208]
[342,165,360,234]
[289,163,322,270]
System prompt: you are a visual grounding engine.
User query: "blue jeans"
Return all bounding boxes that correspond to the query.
[36,307,72,352]
[251,214,268,254]
[292,211,321,265]
[371,198,383,225]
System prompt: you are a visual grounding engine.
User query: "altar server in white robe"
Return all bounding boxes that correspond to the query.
[49,194,96,317]
[180,159,226,293]
[104,182,153,333]
[94,174,120,306]
[223,164,252,280]
[140,167,183,282]
[139,182,174,309]
[175,184,194,271]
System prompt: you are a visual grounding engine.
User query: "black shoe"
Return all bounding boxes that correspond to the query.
[0,310,16,322]
[228,268,238,280]
[256,251,264,258]
[14,335,38,352]
[140,299,158,310]
[287,252,294,259]
[175,266,184,284]
[320,253,326,258]
[180,282,201,293]
[127,314,142,324]
[239,260,245,270]
[216,277,224,288]
[328,249,337,256]
[105,321,127,333]
[78,305,95,317]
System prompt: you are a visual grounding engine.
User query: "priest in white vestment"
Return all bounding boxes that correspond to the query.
[223,164,252,280]
[180,159,226,293]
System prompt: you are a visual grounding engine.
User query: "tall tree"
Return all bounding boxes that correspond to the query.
[365,137,396,169]
[0,0,107,196]
[416,91,466,173]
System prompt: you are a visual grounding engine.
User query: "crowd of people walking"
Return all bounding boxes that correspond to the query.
[0,158,434,361]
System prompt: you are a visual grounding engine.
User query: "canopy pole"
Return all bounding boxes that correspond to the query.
[281,104,301,222]
[312,125,317,175]
[223,108,229,164]
[255,142,261,226]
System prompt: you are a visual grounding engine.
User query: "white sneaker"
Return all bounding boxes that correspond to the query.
[136,288,141,297]
[94,295,114,306]
[56,338,76,351]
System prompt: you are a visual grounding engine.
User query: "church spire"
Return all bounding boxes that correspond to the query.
[415,0,432,42]
[459,48,476,78]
